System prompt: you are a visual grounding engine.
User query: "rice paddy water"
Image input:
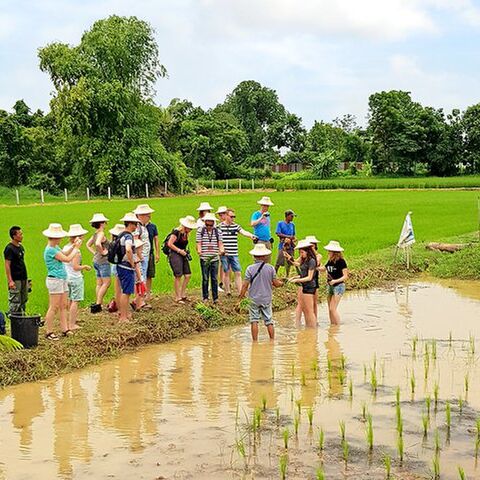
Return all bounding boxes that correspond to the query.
[0,278,480,479]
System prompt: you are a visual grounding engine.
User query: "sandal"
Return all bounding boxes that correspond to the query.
[62,330,74,337]
[176,299,186,305]
[45,332,59,341]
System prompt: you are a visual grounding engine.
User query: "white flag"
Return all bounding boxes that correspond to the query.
[397,212,415,248]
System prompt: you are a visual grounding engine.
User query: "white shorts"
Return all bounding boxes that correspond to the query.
[46,277,68,294]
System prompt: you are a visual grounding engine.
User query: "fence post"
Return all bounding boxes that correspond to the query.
[239,179,242,191]
[181,183,184,195]
[40,189,44,204]
[86,187,90,201]
[64,188,68,202]
[108,187,111,200]
[165,181,168,195]
[127,184,130,199]
[15,189,19,205]
[226,179,229,192]
[252,178,255,190]
[196,180,199,193]
[145,183,149,198]
[211,179,214,191]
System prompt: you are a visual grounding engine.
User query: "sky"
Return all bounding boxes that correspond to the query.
[1,0,480,127]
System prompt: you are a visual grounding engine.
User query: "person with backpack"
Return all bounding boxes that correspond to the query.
[107,223,125,313]
[196,212,224,304]
[166,216,197,303]
[239,243,284,341]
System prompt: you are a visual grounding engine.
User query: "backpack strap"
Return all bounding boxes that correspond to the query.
[249,262,266,285]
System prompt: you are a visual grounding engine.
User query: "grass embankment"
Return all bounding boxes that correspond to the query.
[0,231,478,388]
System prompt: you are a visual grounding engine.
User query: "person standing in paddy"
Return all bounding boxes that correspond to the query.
[275,210,296,275]
[196,212,224,303]
[216,206,228,291]
[86,213,111,313]
[4,226,29,314]
[250,196,274,263]
[218,208,257,295]
[324,241,349,325]
[239,243,284,341]
[133,204,153,310]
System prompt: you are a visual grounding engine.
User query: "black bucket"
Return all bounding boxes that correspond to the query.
[9,314,43,349]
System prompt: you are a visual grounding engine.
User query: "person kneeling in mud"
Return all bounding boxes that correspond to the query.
[239,243,284,341]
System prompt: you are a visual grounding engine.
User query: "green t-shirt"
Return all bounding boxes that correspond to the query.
[44,245,67,279]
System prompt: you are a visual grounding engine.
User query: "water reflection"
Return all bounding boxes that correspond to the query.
[325,324,344,397]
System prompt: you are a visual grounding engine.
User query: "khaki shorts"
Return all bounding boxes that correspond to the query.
[46,277,68,295]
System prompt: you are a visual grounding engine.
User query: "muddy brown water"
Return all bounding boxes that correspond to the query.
[1,279,480,480]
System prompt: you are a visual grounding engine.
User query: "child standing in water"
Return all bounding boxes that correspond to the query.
[324,241,348,325]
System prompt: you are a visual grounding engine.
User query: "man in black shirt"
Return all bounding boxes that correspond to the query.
[4,226,28,314]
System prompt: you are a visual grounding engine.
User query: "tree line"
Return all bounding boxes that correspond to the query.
[1,15,479,195]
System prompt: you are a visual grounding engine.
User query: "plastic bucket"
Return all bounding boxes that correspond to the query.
[9,314,43,349]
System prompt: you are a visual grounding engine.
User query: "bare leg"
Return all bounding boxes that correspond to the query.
[251,322,259,341]
[181,274,191,299]
[267,324,275,340]
[223,267,231,294]
[119,293,130,322]
[174,276,182,301]
[45,294,61,333]
[96,277,111,305]
[328,294,342,325]
[295,287,302,325]
[95,278,101,303]
[313,290,318,319]
[69,301,80,330]
[146,277,153,298]
[234,271,242,294]
[301,293,317,328]
[59,293,69,332]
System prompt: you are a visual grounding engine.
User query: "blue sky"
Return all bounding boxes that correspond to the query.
[1,0,480,126]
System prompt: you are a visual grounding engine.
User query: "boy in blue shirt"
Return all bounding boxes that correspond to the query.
[250,196,274,263]
[275,210,296,275]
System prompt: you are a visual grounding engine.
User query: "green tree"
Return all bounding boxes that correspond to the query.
[462,104,480,173]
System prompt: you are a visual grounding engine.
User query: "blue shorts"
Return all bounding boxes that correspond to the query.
[94,262,111,279]
[221,255,242,273]
[327,282,346,296]
[117,266,135,295]
[249,303,274,326]
[140,257,149,282]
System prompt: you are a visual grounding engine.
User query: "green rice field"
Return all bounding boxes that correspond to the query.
[0,189,478,313]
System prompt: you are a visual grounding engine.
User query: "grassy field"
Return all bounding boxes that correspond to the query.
[0,189,478,313]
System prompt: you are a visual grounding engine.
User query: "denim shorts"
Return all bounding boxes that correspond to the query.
[249,303,274,326]
[327,282,346,296]
[140,257,149,282]
[68,277,84,302]
[221,255,242,273]
[94,262,111,278]
[117,266,135,295]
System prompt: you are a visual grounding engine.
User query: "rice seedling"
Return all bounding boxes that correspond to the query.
[384,453,391,478]
[434,429,441,454]
[235,402,239,426]
[422,413,429,437]
[293,414,300,436]
[465,374,469,394]
[475,417,480,440]
[366,414,374,451]
[458,466,466,480]
[373,353,377,372]
[363,363,367,382]
[370,368,378,393]
[470,333,475,355]
[410,372,416,396]
[434,382,439,410]
[446,401,451,430]
[425,342,430,358]
[291,362,295,377]
[295,399,301,416]
[449,331,453,347]
[327,358,332,373]
[348,378,353,398]
[312,359,319,379]
[307,407,314,427]
[475,437,480,459]
[458,396,464,415]
[276,407,280,424]
[261,395,267,411]
[342,439,350,466]
[431,340,437,361]
[279,454,288,480]
[282,428,289,449]
[252,412,257,435]
[316,467,325,480]
[426,395,432,417]
[301,372,307,386]
[318,428,325,451]
[362,402,367,421]
[432,454,440,479]
[395,386,400,406]
[341,354,347,370]
[412,335,418,356]
[338,369,345,386]
[397,415,403,437]
[290,388,294,402]
[424,354,430,380]
[397,434,404,463]
[339,420,346,442]
[254,407,262,430]
[235,438,246,460]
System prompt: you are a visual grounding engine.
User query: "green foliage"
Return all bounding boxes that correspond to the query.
[0,335,23,352]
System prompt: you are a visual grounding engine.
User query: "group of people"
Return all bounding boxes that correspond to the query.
[3,196,348,342]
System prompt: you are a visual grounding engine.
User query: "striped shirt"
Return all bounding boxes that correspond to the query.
[196,226,223,259]
[218,222,242,256]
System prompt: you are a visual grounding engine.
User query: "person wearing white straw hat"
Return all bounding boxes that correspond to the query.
[239,243,284,341]
[287,239,318,328]
[107,224,125,313]
[86,213,111,313]
[43,223,82,340]
[63,224,91,331]
[304,235,322,320]
[250,196,274,263]
[324,240,348,325]
[196,202,214,228]
[166,216,197,303]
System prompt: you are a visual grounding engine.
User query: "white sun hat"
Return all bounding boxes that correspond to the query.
[216,206,228,214]
[249,243,272,256]
[203,212,217,223]
[324,240,344,252]
[42,223,68,238]
[295,239,313,250]
[197,202,213,211]
[180,216,197,229]
[109,224,125,236]
[134,238,145,249]
[257,196,274,206]
[305,235,320,244]
[67,224,89,237]
[89,213,109,223]
[120,212,140,223]
[134,204,155,215]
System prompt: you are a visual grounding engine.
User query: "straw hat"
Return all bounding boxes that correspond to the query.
[249,243,272,256]
[305,235,320,244]
[197,202,213,211]
[134,204,155,215]
[42,223,68,238]
[295,239,313,250]
[257,196,274,206]
[109,224,125,236]
[120,212,139,223]
[216,206,228,214]
[180,216,197,230]
[324,240,344,252]
[89,213,109,224]
[203,212,217,223]
[67,224,88,237]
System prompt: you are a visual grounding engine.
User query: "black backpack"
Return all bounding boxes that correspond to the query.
[162,229,176,255]
[108,231,129,264]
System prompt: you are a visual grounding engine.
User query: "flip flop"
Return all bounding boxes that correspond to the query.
[62,330,74,337]
[45,332,59,341]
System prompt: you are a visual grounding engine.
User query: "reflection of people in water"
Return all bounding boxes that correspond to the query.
[325,324,344,397]
[248,341,277,410]
[295,328,321,407]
